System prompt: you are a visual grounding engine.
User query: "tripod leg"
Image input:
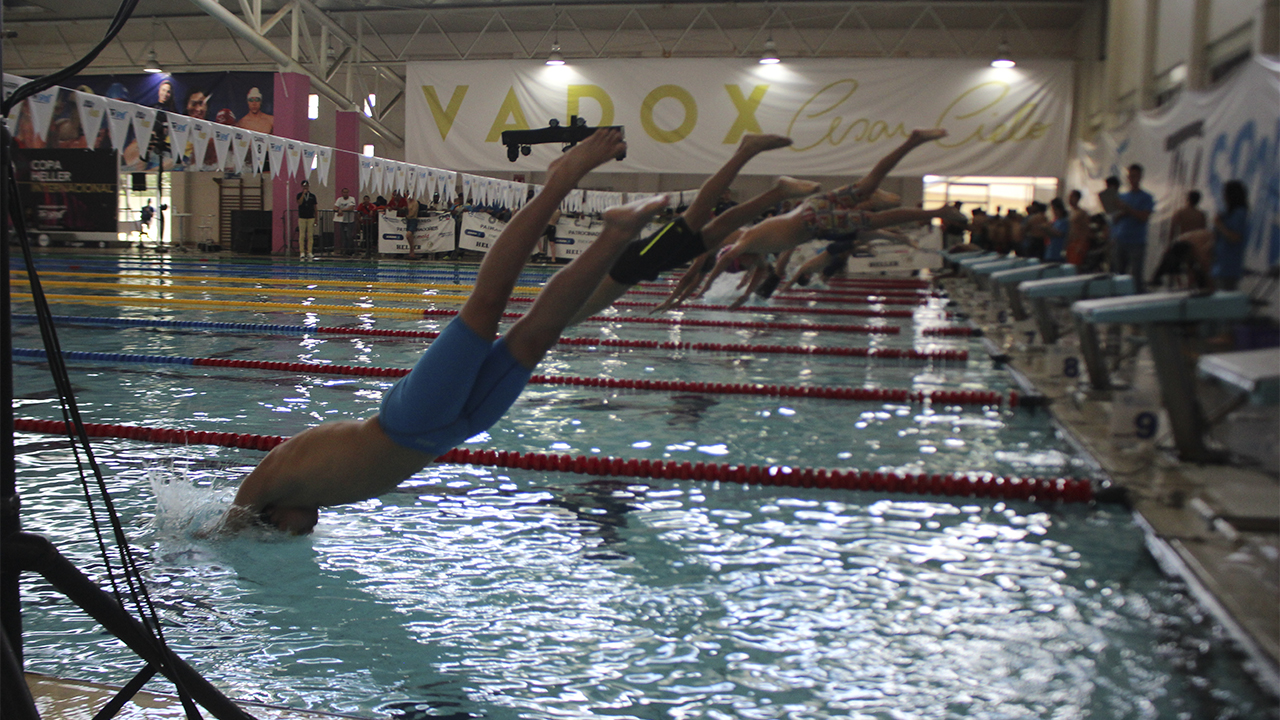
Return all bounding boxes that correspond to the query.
[4,533,256,720]
[2,628,40,720]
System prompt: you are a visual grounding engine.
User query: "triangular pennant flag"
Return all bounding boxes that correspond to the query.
[188,119,211,166]
[165,113,191,164]
[370,158,384,196]
[6,97,23,136]
[230,129,251,174]
[426,168,437,199]
[130,104,158,157]
[416,167,429,199]
[25,86,58,142]
[301,144,318,181]
[462,174,474,204]
[250,131,268,174]
[75,91,106,146]
[212,124,233,170]
[316,146,332,186]
[382,161,395,196]
[284,139,302,179]
[393,162,406,195]
[267,136,286,176]
[359,157,373,192]
[104,98,133,154]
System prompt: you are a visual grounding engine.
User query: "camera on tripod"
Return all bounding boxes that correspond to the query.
[501,116,626,162]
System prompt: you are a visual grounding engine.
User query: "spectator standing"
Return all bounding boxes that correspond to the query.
[1044,198,1069,262]
[333,187,358,256]
[1212,180,1249,291]
[1111,164,1155,292]
[357,195,378,256]
[296,180,318,259]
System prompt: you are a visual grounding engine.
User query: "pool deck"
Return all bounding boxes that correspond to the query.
[937,275,1280,697]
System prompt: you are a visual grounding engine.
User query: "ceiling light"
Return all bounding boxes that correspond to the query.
[991,40,1015,69]
[143,49,164,73]
[546,44,566,66]
[759,38,780,65]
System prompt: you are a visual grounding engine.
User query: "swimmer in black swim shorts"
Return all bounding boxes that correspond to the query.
[223,130,669,534]
[566,133,821,324]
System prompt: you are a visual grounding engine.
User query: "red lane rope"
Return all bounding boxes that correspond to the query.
[12,418,1090,503]
[604,300,925,317]
[420,308,903,334]
[179,354,1003,404]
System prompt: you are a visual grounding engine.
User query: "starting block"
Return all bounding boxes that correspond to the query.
[1019,274,1136,344]
[969,258,1039,290]
[1072,290,1252,461]
[1198,348,1280,406]
[990,263,1078,321]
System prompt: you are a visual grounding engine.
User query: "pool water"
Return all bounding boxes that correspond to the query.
[10,257,1277,719]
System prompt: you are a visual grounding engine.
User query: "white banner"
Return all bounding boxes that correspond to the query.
[406,58,1073,177]
[458,212,508,252]
[75,91,106,144]
[1067,56,1279,276]
[166,114,192,163]
[377,212,455,254]
[129,105,158,158]
[553,215,606,259]
[250,132,269,174]
[26,87,57,142]
[230,129,251,174]
[212,125,233,170]
[189,120,212,167]
[104,99,133,154]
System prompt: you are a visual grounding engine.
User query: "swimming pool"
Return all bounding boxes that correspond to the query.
[11,256,1277,719]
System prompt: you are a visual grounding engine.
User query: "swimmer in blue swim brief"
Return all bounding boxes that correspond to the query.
[224,129,670,535]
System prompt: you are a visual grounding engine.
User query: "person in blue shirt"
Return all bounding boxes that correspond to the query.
[1110,164,1155,292]
[1212,180,1249,291]
[1044,198,1069,262]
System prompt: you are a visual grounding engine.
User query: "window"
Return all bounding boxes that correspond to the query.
[362,94,376,118]
[923,175,1060,216]
[362,144,375,157]
[307,94,319,120]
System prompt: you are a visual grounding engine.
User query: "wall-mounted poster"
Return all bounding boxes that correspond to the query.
[13,148,118,240]
[13,72,274,172]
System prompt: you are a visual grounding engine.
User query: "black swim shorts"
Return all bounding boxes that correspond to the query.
[608,216,706,285]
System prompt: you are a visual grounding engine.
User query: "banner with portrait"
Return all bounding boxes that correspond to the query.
[406,58,1073,177]
[15,72,275,171]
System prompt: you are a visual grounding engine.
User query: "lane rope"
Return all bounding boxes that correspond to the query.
[15,346,1001,404]
[13,418,1091,503]
[14,315,968,361]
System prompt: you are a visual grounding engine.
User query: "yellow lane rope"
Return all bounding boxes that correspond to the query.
[11,279,476,304]
[11,269,544,295]
[10,293,441,318]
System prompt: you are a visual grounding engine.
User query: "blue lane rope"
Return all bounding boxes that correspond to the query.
[12,314,329,336]
[14,347,197,366]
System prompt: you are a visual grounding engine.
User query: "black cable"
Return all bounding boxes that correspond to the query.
[6,156,203,720]
[2,0,140,114]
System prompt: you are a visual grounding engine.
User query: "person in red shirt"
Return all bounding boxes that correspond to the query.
[387,191,407,217]
[357,195,377,255]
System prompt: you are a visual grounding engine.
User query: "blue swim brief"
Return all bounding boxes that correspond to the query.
[378,318,533,456]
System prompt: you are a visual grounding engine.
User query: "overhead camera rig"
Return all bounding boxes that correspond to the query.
[501,116,626,162]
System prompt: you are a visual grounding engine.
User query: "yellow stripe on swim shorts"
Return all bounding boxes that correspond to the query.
[638,222,676,256]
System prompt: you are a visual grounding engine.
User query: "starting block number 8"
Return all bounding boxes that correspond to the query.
[1063,357,1079,378]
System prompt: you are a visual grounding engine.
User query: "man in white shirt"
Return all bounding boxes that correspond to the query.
[333,188,358,255]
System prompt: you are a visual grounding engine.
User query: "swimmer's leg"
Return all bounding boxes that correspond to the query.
[680,133,793,231]
[863,204,965,231]
[504,195,670,367]
[460,128,626,340]
[839,128,946,204]
[779,250,837,293]
[700,176,821,249]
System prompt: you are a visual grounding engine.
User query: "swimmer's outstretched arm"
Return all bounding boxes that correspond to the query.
[778,249,839,294]
[728,260,770,309]
[652,251,711,313]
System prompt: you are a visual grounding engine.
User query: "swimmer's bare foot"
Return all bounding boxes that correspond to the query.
[775,175,821,199]
[908,128,947,145]
[602,195,670,237]
[856,189,902,211]
[738,133,793,155]
[545,128,627,187]
[938,206,968,225]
